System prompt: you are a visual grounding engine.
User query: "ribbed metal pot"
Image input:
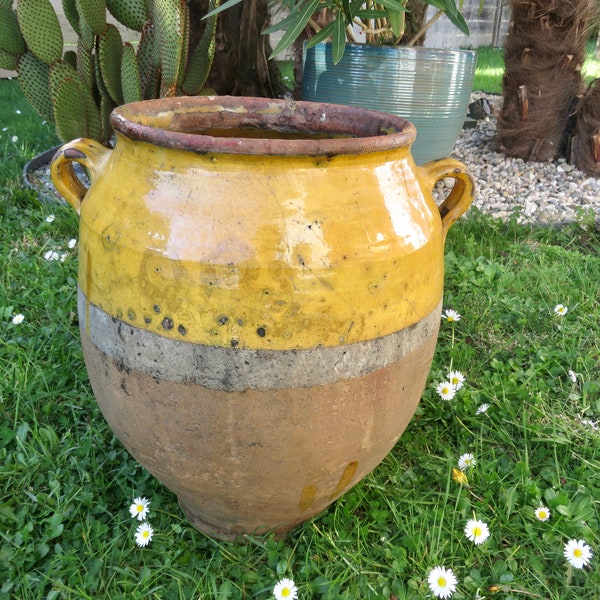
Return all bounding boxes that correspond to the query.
[302,43,477,165]
[50,96,474,540]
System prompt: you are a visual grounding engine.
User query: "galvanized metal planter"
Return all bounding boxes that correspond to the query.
[50,96,474,540]
[302,43,477,165]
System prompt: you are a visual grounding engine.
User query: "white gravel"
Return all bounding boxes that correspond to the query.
[442,94,600,224]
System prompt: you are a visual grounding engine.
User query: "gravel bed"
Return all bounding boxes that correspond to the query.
[440,94,600,225]
[27,96,600,224]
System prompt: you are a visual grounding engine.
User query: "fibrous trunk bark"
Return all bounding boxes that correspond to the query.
[496,0,595,162]
[198,0,287,98]
[571,79,600,176]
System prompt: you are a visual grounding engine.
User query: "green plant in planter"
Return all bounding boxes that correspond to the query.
[211,0,471,64]
[0,0,220,143]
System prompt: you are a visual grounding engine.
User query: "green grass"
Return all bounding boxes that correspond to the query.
[473,40,600,94]
[2,77,600,599]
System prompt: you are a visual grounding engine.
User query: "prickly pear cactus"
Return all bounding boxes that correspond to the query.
[0,0,220,143]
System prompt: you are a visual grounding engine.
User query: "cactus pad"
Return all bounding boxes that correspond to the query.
[61,0,81,35]
[100,93,116,142]
[137,21,160,99]
[98,24,124,105]
[152,0,187,93]
[16,0,63,64]
[182,0,219,94]
[17,52,54,122]
[106,0,149,32]
[0,5,26,56]
[121,42,142,103]
[76,0,107,36]
[0,48,19,70]
[76,38,94,90]
[52,76,102,141]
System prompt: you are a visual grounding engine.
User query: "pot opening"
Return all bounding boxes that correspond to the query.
[111,96,416,156]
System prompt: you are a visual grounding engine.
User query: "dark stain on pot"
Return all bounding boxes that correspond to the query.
[256,326,266,337]
[217,315,229,326]
[115,358,131,375]
[178,324,187,336]
[230,338,239,348]
[144,316,152,324]
[153,304,161,314]
[162,316,174,330]
[120,378,131,397]
[128,309,136,321]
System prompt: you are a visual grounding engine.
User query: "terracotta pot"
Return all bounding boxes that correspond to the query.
[50,96,474,540]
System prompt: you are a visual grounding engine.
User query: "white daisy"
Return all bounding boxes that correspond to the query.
[441,309,461,323]
[436,381,457,401]
[476,403,490,415]
[273,577,298,600]
[68,238,77,249]
[129,497,150,521]
[464,518,490,545]
[563,539,593,569]
[134,522,154,547]
[534,506,550,522]
[43,250,60,262]
[554,304,568,316]
[45,214,55,223]
[11,135,18,143]
[458,453,476,470]
[11,313,25,325]
[568,369,578,384]
[447,370,466,390]
[427,566,457,599]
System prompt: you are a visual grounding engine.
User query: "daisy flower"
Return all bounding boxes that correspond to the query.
[441,309,461,323]
[563,539,593,569]
[568,369,578,384]
[427,566,457,599]
[447,370,465,390]
[554,304,568,316]
[436,381,457,401]
[129,497,150,521]
[458,453,476,470]
[534,506,550,522]
[11,313,25,325]
[45,214,55,223]
[464,518,490,545]
[273,578,298,600]
[134,522,154,547]
[68,238,77,249]
[43,250,60,262]
[476,403,490,415]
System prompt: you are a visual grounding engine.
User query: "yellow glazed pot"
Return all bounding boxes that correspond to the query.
[51,96,474,540]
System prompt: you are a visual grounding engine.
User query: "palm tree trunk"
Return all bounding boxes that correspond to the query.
[497,0,595,162]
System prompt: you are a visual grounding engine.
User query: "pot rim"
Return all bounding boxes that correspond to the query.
[110,95,416,157]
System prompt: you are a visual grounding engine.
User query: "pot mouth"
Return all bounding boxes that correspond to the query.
[110,96,416,156]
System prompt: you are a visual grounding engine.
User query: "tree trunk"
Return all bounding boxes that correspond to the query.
[571,79,600,176]
[496,0,595,162]
[197,0,288,98]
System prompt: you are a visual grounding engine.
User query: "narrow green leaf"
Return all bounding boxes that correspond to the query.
[304,21,335,49]
[331,10,346,65]
[267,0,322,58]
[202,0,242,20]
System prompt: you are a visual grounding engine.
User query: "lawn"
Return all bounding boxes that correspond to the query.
[1,49,599,599]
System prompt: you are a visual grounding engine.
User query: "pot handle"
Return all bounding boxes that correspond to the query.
[419,158,475,235]
[50,138,112,215]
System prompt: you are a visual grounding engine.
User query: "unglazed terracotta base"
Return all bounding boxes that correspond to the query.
[80,291,440,540]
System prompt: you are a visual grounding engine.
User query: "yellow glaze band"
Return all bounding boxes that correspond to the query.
[76,137,444,350]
